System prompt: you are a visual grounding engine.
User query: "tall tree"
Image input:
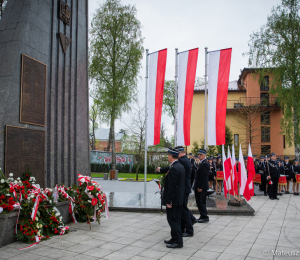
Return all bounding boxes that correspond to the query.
[89,104,99,150]
[246,0,300,158]
[89,0,144,170]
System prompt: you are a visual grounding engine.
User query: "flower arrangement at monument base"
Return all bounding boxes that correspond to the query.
[74,174,108,228]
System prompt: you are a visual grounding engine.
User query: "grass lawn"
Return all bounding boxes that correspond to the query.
[91,172,163,179]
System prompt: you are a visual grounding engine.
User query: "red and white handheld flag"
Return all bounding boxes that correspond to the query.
[239,144,251,201]
[207,48,232,145]
[177,48,198,146]
[227,146,234,196]
[231,144,238,195]
[247,144,255,197]
[147,49,167,146]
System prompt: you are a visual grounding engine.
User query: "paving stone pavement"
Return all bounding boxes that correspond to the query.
[1,194,300,260]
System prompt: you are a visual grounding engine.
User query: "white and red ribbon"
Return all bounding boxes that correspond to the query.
[18,235,43,250]
[31,195,40,220]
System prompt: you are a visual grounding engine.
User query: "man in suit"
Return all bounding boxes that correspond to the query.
[267,153,280,200]
[193,149,209,223]
[161,148,185,248]
[257,156,267,196]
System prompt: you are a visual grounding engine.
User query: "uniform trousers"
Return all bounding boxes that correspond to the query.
[269,177,279,199]
[166,206,183,245]
[195,189,208,219]
[181,193,194,235]
[261,176,267,192]
[190,170,195,187]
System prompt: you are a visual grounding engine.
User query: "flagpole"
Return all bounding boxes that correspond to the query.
[204,47,208,149]
[144,49,149,194]
[174,48,179,147]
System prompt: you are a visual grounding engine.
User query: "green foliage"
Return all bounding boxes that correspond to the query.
[217,125,234,154]
[191,141,200,156]
[245,0,300,155]
[163,80,176,122]
[89,0,144,169]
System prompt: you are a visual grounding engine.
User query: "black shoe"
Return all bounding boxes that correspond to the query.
[191,219,197,225]
[182,232,193,237]
[270,197,274,200]
[264,192,267,196]
[287,191,290,194]
[281,190,285,193]
[197,218,209,223]
[279,193,282,196]
[294,193,297,195]
[164,239,174,244]
[274,197,279,200]
[166,243,183,248]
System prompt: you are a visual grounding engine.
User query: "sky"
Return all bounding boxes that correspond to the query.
[88,0,282,138]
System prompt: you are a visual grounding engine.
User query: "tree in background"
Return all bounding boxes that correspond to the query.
[89,0,144,170]
[89,104,99,150]
[246,0,300,158]
[122,103,145,180]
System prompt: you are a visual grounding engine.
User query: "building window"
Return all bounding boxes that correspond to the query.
[283,135,286,149]
[261,145,271,156]
[261,126,270,142]
[260,93,269,105]
[261,111,270,125]
[260,76,269,91]
[234,134,239,146]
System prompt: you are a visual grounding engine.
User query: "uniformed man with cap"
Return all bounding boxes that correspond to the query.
[284,157,292,194]
[277,159,284,196]
[193,149,209,223]
[267,153,280,200]
[189,153,196,187]
[257,156,267,196]
[161,148,185,248]
[291,159,300,195]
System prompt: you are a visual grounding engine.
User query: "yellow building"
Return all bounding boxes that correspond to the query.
[188,69,295,158]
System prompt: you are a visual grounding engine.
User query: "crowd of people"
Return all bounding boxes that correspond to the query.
[156,147,299,249]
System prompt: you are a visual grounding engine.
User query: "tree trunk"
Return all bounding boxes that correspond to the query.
[107,126,112,152]
[293,111,300,160]
[136,155,139,181]
[111,119,116,170]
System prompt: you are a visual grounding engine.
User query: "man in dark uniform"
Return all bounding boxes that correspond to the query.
[193,149,209,223]
[158,147,196,237]
[161,148,185,248]
[189,153,196,187]
[284,157,292,194]
[267,152,280,200]
[257,156,267,196]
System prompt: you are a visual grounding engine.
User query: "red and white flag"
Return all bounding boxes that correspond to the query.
[239,144,251,201]
[222,145,232,198]
[207,48,232,145]
[247,144,255,197]
[231,144,238,195]
[177,48,198,146]
[147,49,167,146]
[227,146,234,196]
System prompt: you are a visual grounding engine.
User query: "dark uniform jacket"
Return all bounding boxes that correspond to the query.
[278,165,284,176]
[193,158,209,191]
[257,161,266,177]
[162,161,185,206]
[291,165,300,179]
[160,155,191,194]
[268,160,280,178]
[284,162,292,178]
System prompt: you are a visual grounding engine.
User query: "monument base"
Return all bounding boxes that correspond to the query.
[228,199,246,207]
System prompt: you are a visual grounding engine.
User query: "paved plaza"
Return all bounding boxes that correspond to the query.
[1,194,300,260]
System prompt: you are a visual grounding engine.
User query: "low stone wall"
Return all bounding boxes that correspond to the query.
[0,211,18,247]
[56,201,70,224]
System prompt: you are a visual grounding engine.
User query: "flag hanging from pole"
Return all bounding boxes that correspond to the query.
[227,146,234,196]
[231,144,238,195]
[147,49,167,146]
[239,144,251,201]
[222,144,232,198]
[207,48,232,145]
[177,48,198,146]
[247,144,255,197]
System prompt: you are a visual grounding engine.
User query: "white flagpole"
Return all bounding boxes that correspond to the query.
[144,49,149,194]
[174,48,179,147]
[204,47,208,149]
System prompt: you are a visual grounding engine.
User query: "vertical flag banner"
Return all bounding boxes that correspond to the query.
[239,144,250,201]
[231,144,238,195]
[147,49,167,146]
[207,48,232,145]
[227,146,234,196]
[177,48,198,146]
[247,144,255,197]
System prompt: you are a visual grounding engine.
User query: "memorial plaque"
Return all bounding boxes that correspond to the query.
[5,126,45,188]
[20,54,46,126]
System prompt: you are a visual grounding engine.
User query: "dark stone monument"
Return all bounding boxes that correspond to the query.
[0,0,89,188]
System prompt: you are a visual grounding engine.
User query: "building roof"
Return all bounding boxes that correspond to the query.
[93,128,124,141]
[194,80,244,92]
[237,67,273,86]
